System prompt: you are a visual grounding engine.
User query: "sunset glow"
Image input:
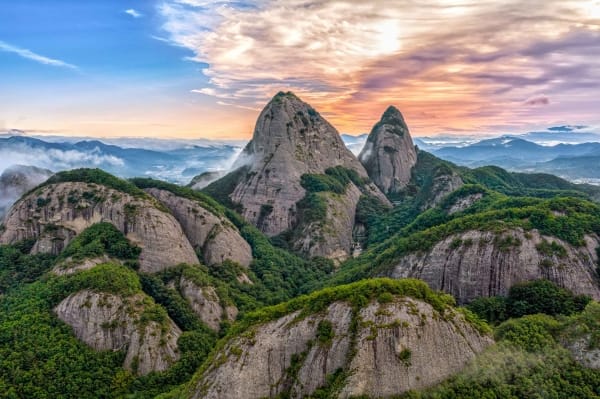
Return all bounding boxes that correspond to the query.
[1,0,599,139]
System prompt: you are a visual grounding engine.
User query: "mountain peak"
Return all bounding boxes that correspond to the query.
[229,93,371,234]
[381,105,404,121]
[359,106,417,194]
[208,94,389,259]
[272,91,300,102]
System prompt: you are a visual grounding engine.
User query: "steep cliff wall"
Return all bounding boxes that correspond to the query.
[145,188,252,267]
[188,280,492,399]
[388,229,600,303]
[0,182,198,272]
[359,106,417,194]
[55,289,181,375]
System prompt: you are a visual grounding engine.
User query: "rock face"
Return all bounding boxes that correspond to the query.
[566,336,600,369]
[0,164,53,219]
[448,193,484,214]
[208,92,389,260]
[387,229,600,303]
[179,277,238,331]
[221,92,388,237]
[293,184,363,262]
[52,255,119,276]
[190,297,492,399]
[144,188,252,267]
[422,170,464,209]
[55,289,181,375]
[359,106,417,194]
[188,171,226,190]
[0,182,199,272]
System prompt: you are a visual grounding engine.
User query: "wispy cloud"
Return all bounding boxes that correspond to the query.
[157,0,600,134]
[0,40,77,70]
[125,8,143,18]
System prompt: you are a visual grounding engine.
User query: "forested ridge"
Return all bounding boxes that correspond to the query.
[0,153,599,398]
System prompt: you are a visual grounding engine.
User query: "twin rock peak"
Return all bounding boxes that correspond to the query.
[210,91,417,261]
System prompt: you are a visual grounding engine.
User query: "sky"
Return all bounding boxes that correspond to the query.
[0,0,599,139]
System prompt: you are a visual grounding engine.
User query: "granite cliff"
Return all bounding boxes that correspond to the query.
[205,92,389,260]
[185,279,492,399]
[359,106,417,194]
[0,173,199,272]
[387,229,600,303]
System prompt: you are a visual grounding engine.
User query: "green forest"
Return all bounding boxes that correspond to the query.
[0,156,599,398]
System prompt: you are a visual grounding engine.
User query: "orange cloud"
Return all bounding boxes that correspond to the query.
[159,0,600,137]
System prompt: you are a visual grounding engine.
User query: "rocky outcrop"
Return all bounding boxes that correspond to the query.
[293,184,362,263]
[52,255,119,276]
[422,169,464,210]
[565,336,600,369]
[338,299,491,398]
[179,277,238,331]
[0,182,198,272]
[219,92,388,238]
[144,188,252,267]
[387,229,600,303]
[55,289,181,375]
[561,302,600,369]
[207,92,389,260]
[448,193,483,214]
[0,164,53,219]
[190,297,491,399]
[188,171,226,190]
[359,106,417,194]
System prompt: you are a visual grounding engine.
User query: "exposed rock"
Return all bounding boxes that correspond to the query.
[422,170,464,210]
[52,255,119,276]
[0,164,53,220]
[207,92,389,260]
[0,182,198,272]
[179,277,237,331]
[448,193,484,214]
[293,183,362,263]
[144,188,252,267]
[218,92,389,238]
[339,299,491,398]
[561,302,600,369]
[190,298,491,399]
[55,289,181,375]
[188,171,227,190]
[236,272,254,285]
[565,335,600,369]
[359,106,417,194]
[387,229,600,303]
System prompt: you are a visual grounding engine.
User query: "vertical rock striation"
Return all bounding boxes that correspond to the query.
[359,106,417,194]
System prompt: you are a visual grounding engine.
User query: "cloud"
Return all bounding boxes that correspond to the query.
[547,125,587,132]
[524,96,550,106]
[0,40,78,69]
[0,144,124,175]
[157,0,600,134]
[125,8,143,18]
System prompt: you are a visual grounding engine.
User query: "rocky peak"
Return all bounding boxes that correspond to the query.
[188,280,492,399]
[378,105,408,133]
[0,181,199,272]
[359,105,417,194]
[221,92,386,241]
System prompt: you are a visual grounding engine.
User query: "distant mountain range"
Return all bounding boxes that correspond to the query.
[0,135,241,184]
[1,125,600,186]
[430,136,600,183]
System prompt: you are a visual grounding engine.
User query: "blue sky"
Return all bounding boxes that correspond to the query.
[0,0,241,138]
[1,1,599,139]
[1,1,197,82]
